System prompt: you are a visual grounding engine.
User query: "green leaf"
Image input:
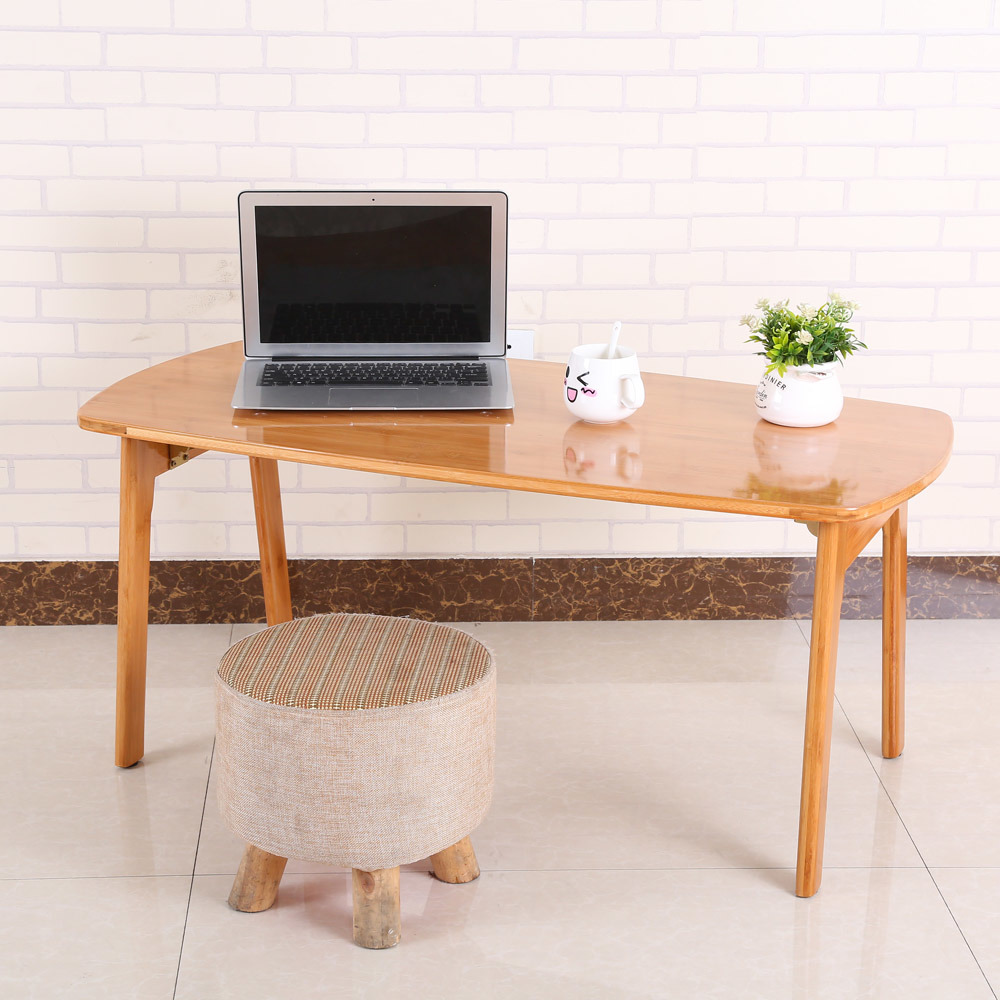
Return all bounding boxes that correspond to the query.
[745,294,865,371]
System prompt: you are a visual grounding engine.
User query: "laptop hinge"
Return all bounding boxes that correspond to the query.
[267,355,487,362]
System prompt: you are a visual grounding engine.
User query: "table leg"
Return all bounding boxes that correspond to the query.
[249,456,293,626]
[881,502,907,759]
[796,521,848,898]
[115,438,169,768]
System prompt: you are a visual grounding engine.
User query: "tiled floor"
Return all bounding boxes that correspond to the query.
[3,619,1000,999]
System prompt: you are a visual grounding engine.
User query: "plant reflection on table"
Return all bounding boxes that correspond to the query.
[737,419,852,508]
[562,419,642,483]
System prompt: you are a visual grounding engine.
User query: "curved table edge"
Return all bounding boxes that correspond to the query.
[76,410,954,525]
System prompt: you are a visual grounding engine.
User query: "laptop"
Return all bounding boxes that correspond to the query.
[232,189,513,411]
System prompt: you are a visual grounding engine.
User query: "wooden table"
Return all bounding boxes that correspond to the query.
[78,341,953,897]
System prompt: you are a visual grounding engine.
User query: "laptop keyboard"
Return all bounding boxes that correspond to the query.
[259,361,491,388]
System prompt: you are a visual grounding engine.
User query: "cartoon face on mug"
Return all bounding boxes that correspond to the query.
[564,361,597,406]
[563,343,645,423]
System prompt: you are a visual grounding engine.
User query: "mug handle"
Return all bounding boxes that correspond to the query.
[620,373,645,409]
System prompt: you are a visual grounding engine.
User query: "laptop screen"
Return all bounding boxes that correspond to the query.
[238,191,508,360]
[256,204,492,346]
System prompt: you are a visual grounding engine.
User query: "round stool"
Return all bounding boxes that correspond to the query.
[215,612,496,949]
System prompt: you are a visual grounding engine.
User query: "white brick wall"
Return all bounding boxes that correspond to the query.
[2,4,999,561]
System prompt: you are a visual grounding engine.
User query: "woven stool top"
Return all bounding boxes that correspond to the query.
[218,613,492,710]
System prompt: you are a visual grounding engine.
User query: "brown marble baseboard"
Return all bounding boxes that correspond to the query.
[2,555,998,626]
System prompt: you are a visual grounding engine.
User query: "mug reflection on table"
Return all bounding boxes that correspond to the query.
[563,420,642,483]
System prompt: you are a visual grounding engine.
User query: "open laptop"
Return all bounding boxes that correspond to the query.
[232,189,513,411]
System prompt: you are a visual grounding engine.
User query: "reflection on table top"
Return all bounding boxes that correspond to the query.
[78,341,953,522]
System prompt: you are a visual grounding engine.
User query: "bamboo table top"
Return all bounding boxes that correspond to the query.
[78,341,953,523]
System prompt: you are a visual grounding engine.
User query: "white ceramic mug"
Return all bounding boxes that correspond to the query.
[563,343,645,424]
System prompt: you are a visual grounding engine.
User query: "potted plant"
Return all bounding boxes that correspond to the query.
[741,293,865,427]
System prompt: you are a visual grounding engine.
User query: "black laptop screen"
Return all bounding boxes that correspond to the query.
[254,204,492,345]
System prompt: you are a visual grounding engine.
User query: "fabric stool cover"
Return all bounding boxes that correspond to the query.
[215,613,496,872]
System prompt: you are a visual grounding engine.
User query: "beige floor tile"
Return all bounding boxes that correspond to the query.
[837,680,1000,868]
[464,618,811,683]
[0,624,227,877]
[798,618,1000,684]
[480,681,919,876]
[0,623,232,690]
[796,620,1000,869]
[0,876,189,1000]
[230,621,268,644]
[932,867,1000,996]
[175,868,991,1000]
[1,687,214,878]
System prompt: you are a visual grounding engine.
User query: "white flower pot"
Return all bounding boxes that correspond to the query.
[753,362,844,428]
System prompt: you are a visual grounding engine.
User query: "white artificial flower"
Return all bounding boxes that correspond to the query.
[755,297,769,310]
[799,331,814,345]
[739,313,755,328]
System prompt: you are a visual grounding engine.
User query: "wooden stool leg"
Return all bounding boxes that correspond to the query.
[352,867,400,949]
[228,844,288,912]
[430,836,480,884]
